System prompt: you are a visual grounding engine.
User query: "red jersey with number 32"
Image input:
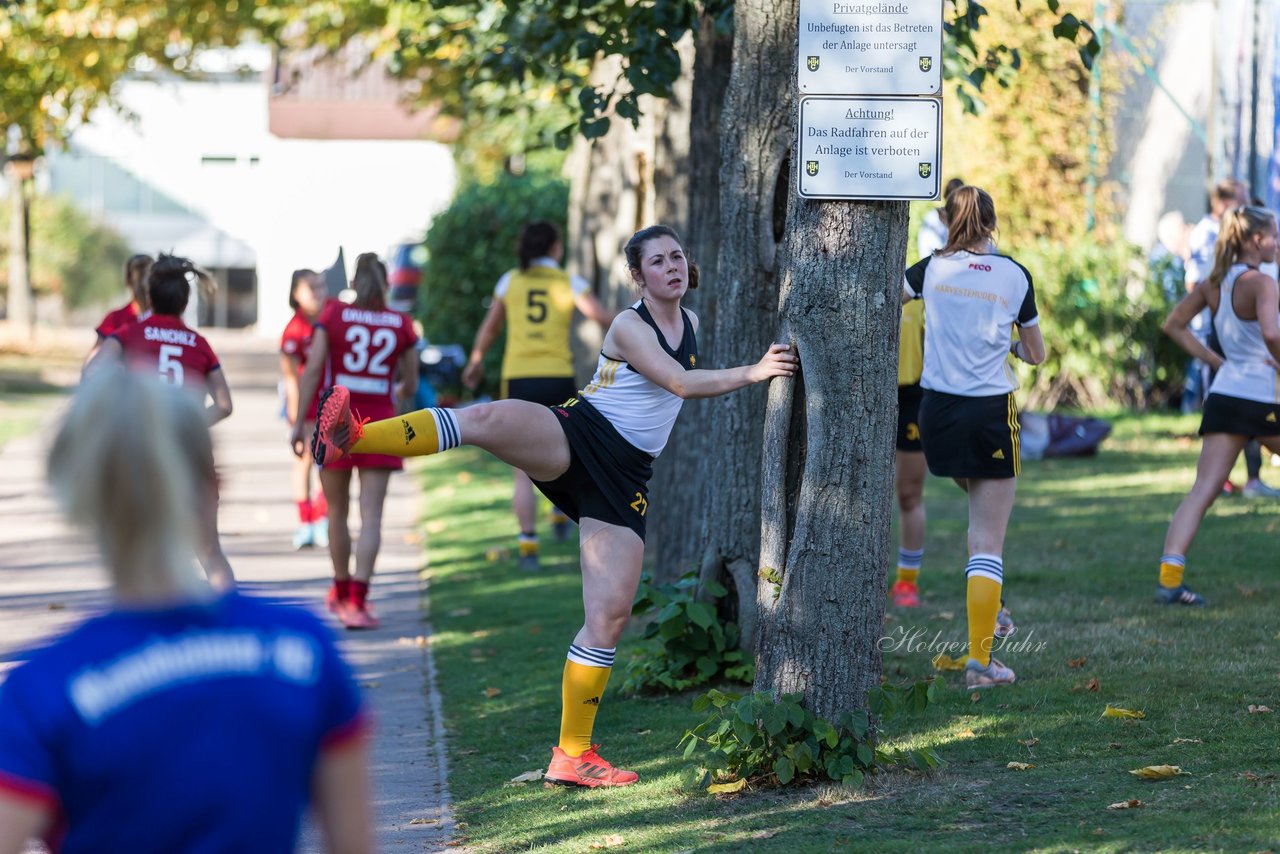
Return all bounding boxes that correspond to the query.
[111,314,220,391]
[316,301,417,420]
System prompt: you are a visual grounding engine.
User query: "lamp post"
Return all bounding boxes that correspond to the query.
[4,151,35,338]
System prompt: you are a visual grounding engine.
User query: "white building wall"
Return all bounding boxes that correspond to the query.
[59,55,455,336]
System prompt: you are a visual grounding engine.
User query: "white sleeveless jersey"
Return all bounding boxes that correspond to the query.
[580,302,698,457]
[1210,264,1280,404]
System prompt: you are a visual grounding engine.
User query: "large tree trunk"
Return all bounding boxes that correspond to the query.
[647,12,734,585]
[726,0,904,722]
[692,0,795,645]
[755,199,906,722]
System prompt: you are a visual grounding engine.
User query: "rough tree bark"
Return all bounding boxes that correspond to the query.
[647,13,734,585]
[731,0,906,721]
[692,0,797,646]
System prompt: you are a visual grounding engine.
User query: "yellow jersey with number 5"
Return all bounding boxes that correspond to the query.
[498,264,580,380]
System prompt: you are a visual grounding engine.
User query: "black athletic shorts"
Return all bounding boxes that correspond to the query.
[1200,392,1280,437]
[532,395,654,540]
[502,376,578,408]
[897,383,923,452]
[919,388,1021,479]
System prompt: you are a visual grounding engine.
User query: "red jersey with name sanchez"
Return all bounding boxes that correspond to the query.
[111,314,221,391]
[95,302,140,339]
[315,301,417,421]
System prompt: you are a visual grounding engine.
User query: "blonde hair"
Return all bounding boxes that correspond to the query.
[1207,206,1276,289]
[939,186,998,256]
[48,369,215,594]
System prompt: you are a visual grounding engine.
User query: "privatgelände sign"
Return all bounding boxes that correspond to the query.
[798,0,943,96]
[797,96,941,200]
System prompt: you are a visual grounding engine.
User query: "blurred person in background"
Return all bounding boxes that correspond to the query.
[916,177,966,259]
[461,221,614,571]
[0,369,370,854]
[281,269,331,550]
[83,254,152,366]
[86,254,235,591]
[290,253,419,629]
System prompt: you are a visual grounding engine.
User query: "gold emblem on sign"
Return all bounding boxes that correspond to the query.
[918,56,933,72]
[806,160,819,177]
[918,162,933,179]
[807,55,820,72]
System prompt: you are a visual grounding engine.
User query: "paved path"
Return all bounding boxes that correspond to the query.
[0,330,455,852]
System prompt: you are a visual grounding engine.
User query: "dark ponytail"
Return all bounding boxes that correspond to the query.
[517,221,560,270]
[148,253,213,317]
[352,253,388,311]
[288,268,317,310]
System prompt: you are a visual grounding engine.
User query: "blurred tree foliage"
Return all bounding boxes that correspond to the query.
[0,193,132,309]
[420,169,570,398]
[939,0,1119,241]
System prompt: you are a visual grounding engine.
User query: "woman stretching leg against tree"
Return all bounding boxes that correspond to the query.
[313,225,797,787]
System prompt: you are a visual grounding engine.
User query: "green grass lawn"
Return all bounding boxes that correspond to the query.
[419,413,1280,853]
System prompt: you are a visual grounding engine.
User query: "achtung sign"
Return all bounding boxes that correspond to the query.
[798,0,944,96]
[797,96,941,201]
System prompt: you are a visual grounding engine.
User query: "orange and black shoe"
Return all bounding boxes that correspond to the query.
[312,387,364,466]
[544,745,638,788]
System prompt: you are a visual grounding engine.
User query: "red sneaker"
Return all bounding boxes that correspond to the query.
[890,580,920,608]
[312,387,366,466]
[544,745,638,788]
[339,580,379,629]
[326,579,350,614]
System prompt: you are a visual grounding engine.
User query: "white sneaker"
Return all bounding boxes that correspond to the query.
[1242,480,1280,499]
[965,657,1016,689]
[312,518,329,548]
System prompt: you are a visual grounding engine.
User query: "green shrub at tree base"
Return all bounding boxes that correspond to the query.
[622,571,754,694]
[679,682,944,790]
[420,170,570,400]
[1008,236,1185,411]
[0,194,132,311]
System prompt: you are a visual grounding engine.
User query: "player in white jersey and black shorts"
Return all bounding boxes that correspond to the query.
[902,186,1046,690]
[309,224,797,788]
[1158,205,1280,606]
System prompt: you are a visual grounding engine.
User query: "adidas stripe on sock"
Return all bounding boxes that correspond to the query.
[560,644,616,756]
[966,554,1004,667]
[567,644,615,668]
[898,547,924,570]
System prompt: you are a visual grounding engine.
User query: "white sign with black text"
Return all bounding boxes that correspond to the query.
[798,0,943,96]
[797,96,941,201]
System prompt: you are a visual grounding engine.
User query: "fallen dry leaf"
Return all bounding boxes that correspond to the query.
[457,471,473,485]
[1240,771,1277,784]
[970,692,982,703]
[408,818,439,825]
[47,603,65,611]
[932,653,966,672]
[1019,738,1040,748]
[1235,583,1258,598]
[635,729,652,737]
[957,728,977,739]
[933,611,955,621]
[1171,738,1202,745]
[1085,678,1101,693]
[1248,705,1273,714]
[483,687,502,698]
[1107,799,1145,810]
[751,830,780,840]
[1129,765,1189,780]
[588,834,625,849]
[1068,657,1087,669]
[1103,705,1145,719]
[707,778,747,794]
[1007,762,1036,771]
[1108,743,1123,750]
[425,520,447,535]
[507,769,544,784]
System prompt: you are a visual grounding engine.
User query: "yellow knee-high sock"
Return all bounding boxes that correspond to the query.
[965,554,1004,667]
[1159,553,1186,589]
[350,407,461,457]
[559,645,615,757]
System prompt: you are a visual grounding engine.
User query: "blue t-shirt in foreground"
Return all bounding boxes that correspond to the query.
[0,592,364,853]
